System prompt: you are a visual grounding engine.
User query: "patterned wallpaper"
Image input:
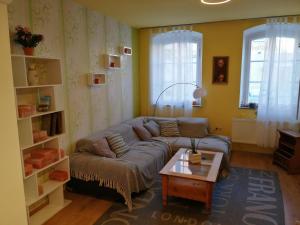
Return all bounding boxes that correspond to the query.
[8,0,134,152]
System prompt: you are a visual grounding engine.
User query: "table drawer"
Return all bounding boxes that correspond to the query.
[168,177,208,201]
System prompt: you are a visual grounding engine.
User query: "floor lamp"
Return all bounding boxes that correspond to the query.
[152,82,207,116]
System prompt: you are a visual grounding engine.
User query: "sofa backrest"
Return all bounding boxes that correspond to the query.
[74,116,209,152]
[75,118,143,152]
[145,116,209,138]
[177,117,208,138]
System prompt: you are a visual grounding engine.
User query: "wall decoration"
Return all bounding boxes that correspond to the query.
[212,56,229,84]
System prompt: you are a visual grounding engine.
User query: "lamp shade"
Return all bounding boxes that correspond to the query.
[193,87,207,99]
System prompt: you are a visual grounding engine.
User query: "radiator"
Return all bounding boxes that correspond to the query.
[231,118,257,144]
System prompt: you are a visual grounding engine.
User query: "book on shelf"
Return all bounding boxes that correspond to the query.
[56,112,63,134]
[50,113,58,136]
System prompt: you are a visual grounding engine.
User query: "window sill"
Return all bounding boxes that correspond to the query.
[192,104,202,108]
[239,106,257,110]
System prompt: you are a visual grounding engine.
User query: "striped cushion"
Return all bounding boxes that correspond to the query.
[106,133,130,157]
[160,121,180,137]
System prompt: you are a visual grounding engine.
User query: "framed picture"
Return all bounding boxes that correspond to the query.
[212,56,229,84]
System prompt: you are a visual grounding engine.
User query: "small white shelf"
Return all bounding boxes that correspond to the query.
[87,73,106,86]
[104,54,121,69]
[11,55,62,87]
[15,84,61,89]
[18,110,63,121]
[11,54,61,60]
[120,46,132,55]
[21,134,64,151]
[18,110,56,120]
[26,179,69,206]
[24,156,68,180]
[29,199,71,225]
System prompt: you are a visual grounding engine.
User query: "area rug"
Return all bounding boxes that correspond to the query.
[94,167,285,225]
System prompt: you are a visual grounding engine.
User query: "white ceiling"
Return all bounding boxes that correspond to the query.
[75,0,300,28]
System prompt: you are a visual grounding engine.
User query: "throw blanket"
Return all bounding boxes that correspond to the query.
[70,140,170,211]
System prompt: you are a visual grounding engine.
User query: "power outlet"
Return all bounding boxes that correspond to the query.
[214,127,223,132]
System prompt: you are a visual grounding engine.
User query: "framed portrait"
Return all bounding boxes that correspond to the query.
[212,56,229,84]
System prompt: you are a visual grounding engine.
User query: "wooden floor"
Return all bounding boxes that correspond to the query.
[45,151,300,225]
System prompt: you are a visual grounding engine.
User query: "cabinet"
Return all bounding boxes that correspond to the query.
[11,54,71,225]
[273,129,300,174]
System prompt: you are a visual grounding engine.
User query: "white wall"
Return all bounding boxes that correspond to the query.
[0,3,28,225]
[8,0,134,152]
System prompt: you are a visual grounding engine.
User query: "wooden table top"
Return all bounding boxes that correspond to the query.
[160,148,223,183]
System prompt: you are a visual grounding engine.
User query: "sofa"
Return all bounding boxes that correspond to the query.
[69,116,231,211]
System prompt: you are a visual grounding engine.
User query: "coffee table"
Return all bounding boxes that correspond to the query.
[159,148,223,211]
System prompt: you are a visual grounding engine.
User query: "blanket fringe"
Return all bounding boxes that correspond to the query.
[70,170,133,211]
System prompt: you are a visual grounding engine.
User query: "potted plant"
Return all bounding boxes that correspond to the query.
[188,138,201,164]
[14,25,43,56]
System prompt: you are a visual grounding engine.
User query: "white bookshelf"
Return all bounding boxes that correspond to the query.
[11,55,70,225]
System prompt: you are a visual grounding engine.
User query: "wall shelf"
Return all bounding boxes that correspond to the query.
[104,54,121,69]
[87,73,106,86]
[120,46,132,55]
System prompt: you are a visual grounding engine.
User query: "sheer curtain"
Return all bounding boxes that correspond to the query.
[150,29,202,117]
[256,19,300,148]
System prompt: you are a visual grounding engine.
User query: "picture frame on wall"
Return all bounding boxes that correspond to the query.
[212,56,229,84]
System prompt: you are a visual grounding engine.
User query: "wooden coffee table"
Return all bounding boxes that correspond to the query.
[160,148,223,211]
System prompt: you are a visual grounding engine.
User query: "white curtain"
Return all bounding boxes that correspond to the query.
[150,29,202,117]
[256,20,300,148]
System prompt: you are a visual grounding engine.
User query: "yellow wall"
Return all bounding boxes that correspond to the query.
[0,3,28,225]
[139,18,266,137]
[132,28,140,117]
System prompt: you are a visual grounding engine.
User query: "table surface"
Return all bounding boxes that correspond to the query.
[160,148,223,182]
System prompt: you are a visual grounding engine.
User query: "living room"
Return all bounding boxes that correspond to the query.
[0,0,300,225]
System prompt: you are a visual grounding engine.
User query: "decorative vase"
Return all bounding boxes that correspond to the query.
[188,151,202,164]
[23,47,34,56]
[27,64,39,86]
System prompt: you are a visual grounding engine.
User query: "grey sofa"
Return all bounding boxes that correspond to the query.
[69,117,231,211]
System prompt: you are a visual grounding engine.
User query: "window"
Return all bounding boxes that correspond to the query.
[240,24,300,108]
[240,25,266,107]
[150,30,202,107]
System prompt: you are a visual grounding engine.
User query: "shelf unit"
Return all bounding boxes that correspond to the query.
[120,46,132,56]
[104,54,121,69]
[273,129,300,174]
[11,54,71,225]
[87,73,106,86]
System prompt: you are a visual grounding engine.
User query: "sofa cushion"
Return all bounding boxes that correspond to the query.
[92,138,116,158]
[75,139,95,153]
[177,117,208,138]
[159,121,180,137]
[133,125,152,141]
[107,124,140,146]
[124,117,146,127]
[144,120,160,137]
[106,133,130,157]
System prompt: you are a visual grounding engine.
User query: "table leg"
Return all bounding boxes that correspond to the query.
[162,175,168,207]
[205,183,213,211]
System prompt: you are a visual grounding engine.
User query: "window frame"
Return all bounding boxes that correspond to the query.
[239,24,266,108]
[150,30,203,106]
